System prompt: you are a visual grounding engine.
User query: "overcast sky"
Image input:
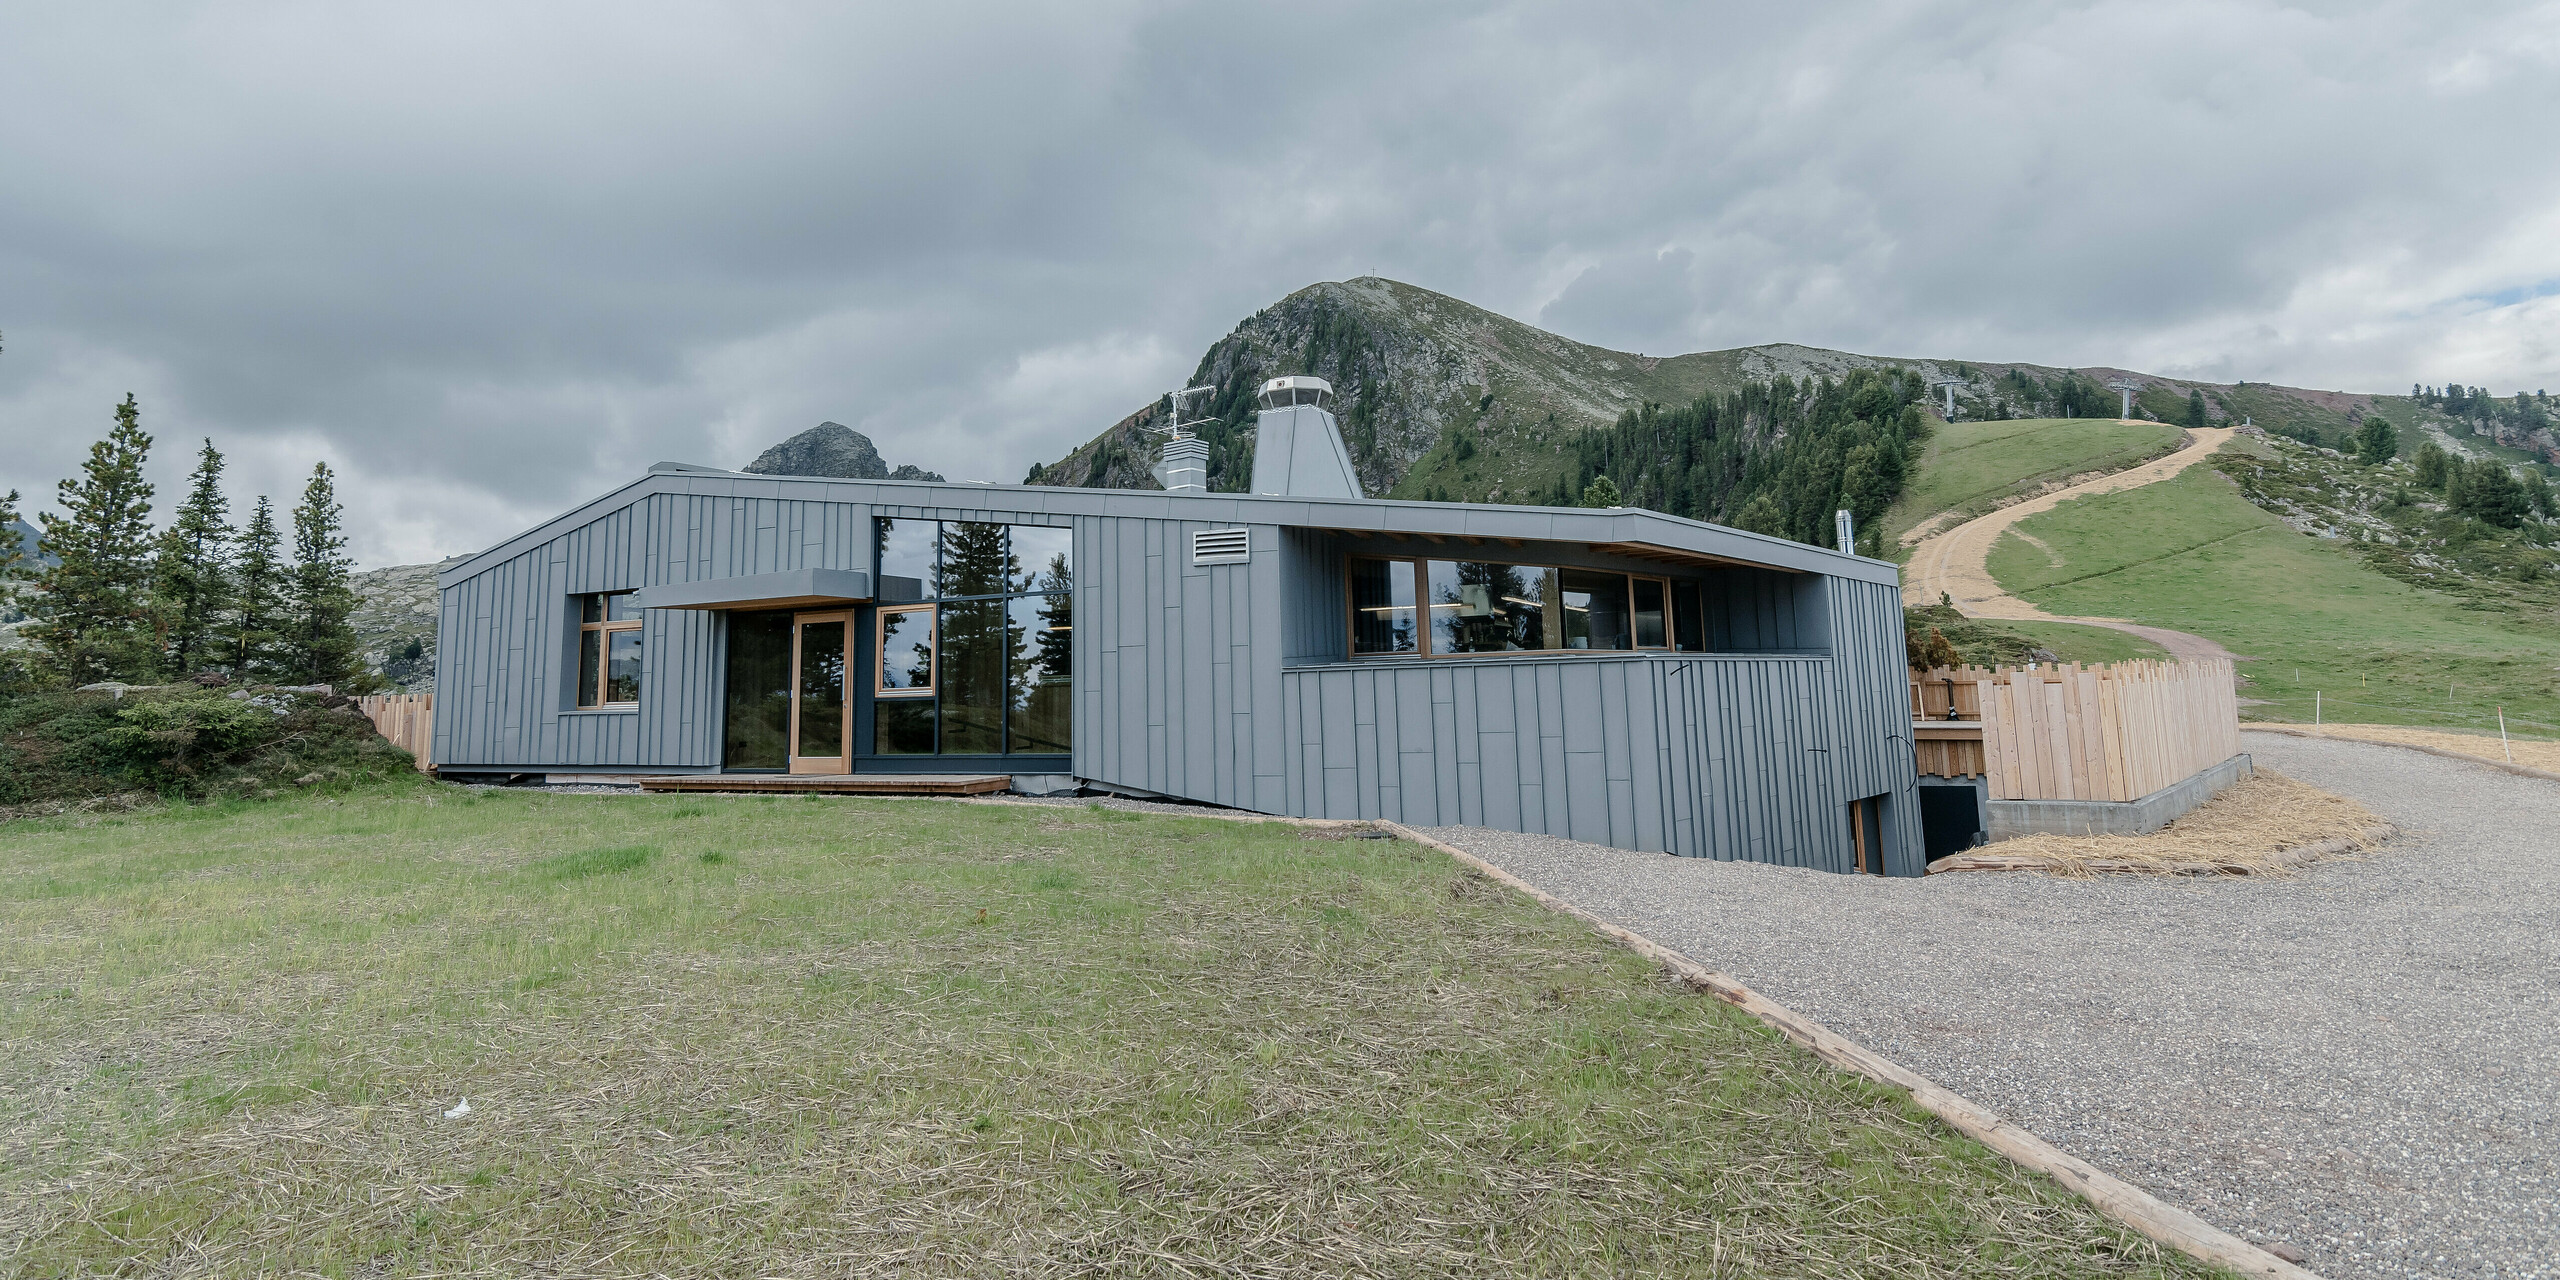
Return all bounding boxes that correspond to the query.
[3,2,2555,568]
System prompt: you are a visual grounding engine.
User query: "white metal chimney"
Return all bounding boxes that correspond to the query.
[1248,375,1363,499]
[1150,385,1216,493]
[1152,435,1210,492]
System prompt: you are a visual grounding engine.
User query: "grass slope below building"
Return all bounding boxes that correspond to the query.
[1987,463,2560,733]
[3,788,2217,1277]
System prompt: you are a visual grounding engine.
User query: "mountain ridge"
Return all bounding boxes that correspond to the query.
[1027,277,2409,502]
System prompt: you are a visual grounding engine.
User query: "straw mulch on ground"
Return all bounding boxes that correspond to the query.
[1931,769,2393,878]
[2259,721,2560,775]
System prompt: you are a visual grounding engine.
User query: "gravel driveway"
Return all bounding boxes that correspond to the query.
[1423,731,2557,1280]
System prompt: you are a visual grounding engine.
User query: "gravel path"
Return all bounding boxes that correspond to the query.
[1423,732,2557,1280]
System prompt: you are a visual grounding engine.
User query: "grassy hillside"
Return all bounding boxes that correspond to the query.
[1987,464,2560,733]
[1884,417,2183,545]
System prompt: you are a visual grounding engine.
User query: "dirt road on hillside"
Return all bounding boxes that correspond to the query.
[1903,426,2240,664]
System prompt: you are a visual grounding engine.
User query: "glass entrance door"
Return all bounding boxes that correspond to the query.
[789,612,851,774]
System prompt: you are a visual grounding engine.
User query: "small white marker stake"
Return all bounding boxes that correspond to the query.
[2500,707,2512,763]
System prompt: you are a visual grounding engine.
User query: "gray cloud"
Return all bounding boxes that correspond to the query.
[2,1,2555,565]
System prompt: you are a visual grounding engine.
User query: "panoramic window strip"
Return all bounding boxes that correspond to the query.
[1349,556,1693,658]
[575,591,643,707]
[868,518,1074,757]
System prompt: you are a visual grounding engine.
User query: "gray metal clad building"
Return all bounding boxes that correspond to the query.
[434,376,1923,875]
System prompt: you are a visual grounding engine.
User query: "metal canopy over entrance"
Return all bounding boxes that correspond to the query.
[635,567,880,613]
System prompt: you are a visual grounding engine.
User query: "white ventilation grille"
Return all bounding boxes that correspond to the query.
[1191,528,1251,565]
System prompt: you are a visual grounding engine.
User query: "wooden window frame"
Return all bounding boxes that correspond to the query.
[578,592,643,708]
[1631,574,1674,651]
[1347,555,1686,660]
[875,603,937,698]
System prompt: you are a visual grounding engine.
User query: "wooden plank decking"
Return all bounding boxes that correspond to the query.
[636,774,1013,796]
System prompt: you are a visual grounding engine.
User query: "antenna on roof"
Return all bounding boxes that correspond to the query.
[1148,385,1218,493]
[1928,376,1966,420]
[1153,386,1218,440]
[2105,377,2142,420]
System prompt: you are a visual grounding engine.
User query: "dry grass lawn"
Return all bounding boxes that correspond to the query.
[0,786,2224,1278]
[2258,721,2560,775]
[1934,769,2392,878]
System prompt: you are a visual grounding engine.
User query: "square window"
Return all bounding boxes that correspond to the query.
[1011,525,1072,593]
[873,697,936,755]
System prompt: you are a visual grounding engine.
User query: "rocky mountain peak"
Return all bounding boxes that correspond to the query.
[742,422,944,482]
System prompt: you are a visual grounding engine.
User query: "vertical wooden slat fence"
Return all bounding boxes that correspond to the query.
[355,693,435,770]
[1909,660,2239,802]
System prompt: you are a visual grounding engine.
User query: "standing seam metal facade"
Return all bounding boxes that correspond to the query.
[436,472,1920,874]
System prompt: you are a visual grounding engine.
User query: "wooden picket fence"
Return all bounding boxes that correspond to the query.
[355,693,434,770]
[1909,659,2240,802]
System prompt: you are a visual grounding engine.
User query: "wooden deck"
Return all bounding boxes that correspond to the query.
[636,773,1013,796]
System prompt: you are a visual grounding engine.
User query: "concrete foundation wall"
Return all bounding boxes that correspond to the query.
[1988,753,2253,840]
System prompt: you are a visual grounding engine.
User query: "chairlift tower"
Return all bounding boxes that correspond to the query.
[2106,378,2142,421]
[1147,385,1219,492]
[1928,377,1966,420]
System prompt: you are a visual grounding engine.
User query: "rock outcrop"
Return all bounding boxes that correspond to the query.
[742,422,945,482]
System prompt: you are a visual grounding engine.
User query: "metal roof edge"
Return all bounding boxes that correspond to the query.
[439,470,1900,592]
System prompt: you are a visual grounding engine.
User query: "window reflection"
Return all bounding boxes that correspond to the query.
[878,606,935,693]
[862,520,1075,759]
[1363,557,1684,657]
[1008,593,1072,754]
[1351,558,1418,654]
[1427,560,1547,653]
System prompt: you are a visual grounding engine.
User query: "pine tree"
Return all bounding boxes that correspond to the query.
[29,395,159,684]
[0,488,26,579]
[155,438,234,675]
[2520,469,2555,519]
[2355,416,2398,466]
[279,463,364,687]
[2185,389,2210,430]
[233,496,283,675]
[2413,442,2451,490]
[1580,474,1622,508]
[2454,460,2527,529]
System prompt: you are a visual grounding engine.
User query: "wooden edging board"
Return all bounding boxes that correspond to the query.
[2243,725,2560,785]
[944,795,2323,1280]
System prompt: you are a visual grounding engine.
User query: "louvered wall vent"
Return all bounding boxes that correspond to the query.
[1191,528,1251,565]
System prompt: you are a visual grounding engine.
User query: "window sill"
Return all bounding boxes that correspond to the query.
[561,706,641,716]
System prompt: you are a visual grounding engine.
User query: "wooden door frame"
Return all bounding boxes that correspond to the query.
[788,610,855,775]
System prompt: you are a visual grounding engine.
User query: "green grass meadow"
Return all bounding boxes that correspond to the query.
[0,788,2216,1278]
[1886,417,2183,545]
[1986,464,2560,733]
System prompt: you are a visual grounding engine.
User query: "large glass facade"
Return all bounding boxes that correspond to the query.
[1360,556,1679,658]
[868,519,1074,757]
